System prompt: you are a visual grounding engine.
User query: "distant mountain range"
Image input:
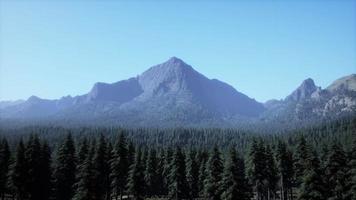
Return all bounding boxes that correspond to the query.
[1,57,355,128]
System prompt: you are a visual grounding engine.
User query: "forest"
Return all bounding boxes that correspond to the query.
[0,116,355,200]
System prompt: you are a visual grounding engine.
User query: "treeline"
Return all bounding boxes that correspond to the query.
[0,131,356,200]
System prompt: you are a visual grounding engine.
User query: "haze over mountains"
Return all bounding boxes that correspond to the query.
[0,57,355,128]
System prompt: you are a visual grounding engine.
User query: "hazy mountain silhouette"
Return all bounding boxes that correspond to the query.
[0,57,355,127]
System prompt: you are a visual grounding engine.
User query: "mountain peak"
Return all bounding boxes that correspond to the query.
[286,78,318,101]
[167,56,184,64]
[327,74,356,92]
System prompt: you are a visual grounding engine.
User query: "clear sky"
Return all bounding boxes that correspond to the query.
[0,0,355,102]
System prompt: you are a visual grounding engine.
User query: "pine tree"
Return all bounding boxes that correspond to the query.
[163,147,174,196]
[198,150,208,196]
[156,149,166,196]
[247,139,266,200]
[276,141,295,200]
[325,142,349,200]
[297,148,325,200]
[39,141,52,200]
[204,146,223,200]
[127,149,145,200]
[9,139,28,200]
[0,138,10,199]
[186,149,199,199]
[144,148,159,197]
[348,136,356,200]
[127,141,135,167]
[168,147,188,200]
[220,147,250,200]
[110,133,129,200]
[93,134,110,200]
[53,133,77,200]
[265,144,278,200]
[25,134,43,200]
[77,137,89,165]
[295,135,308,187]
[72,142,95,200]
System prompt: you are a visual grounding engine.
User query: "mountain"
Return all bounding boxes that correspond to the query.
[262,74,356,124]
[0,57,354,128]
[0,57,265,127]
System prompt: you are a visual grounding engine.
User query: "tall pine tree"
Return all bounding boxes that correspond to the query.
[186,149,199,199]
[110,133,129,200]
[127,149,145,200]
[204,146,223,200]
[168,147,189,200]
[53,133,77,200]
[0,138,10,199]
[9,139,28,200]
[220,147,250,200]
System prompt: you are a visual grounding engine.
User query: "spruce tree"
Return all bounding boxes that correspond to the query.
[297,148,325,200]
[186,149,199,199]
[9,139,27,200]
[168,147,189,200]
[77,137,89,165]
[204,146,223,200]
[295,135,308,187]
[0,138,10,199]
[53,133,77,200]
[127,149,145,200]
[156,149,166,196]
[110,133,129,200]
[39,141,52,200]
[348,136,356,200]
[93,134,110,200]
[163,147,174,196]
[220,147,250,200]
[144,148,159,197]
[265,144,278,200]
[198,150,208,196]
[25,134,43,200]
[72,143,95,200]
[276,141,294,200]
[247,139,266,200]
[325,142,349,200]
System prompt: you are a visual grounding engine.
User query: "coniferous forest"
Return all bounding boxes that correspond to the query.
[0,117,355,200]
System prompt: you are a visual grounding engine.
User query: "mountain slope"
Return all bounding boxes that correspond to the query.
[262,74,356,123]
[0,57,265,127]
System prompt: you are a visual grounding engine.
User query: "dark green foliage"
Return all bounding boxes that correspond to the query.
[198,150,208,195]
[39,141,52,200]
[110,133,129,200]
[265,144,279,199]
[53,134,77,200]
[186,149,199,199]
[9,139,27,200]
[276,141,294,200]
[295,135,308,187]
[221,147,250,200]
[247,139,266,200]
[297,148,325,200]
[144,148,159,197]
[325,142,349,200]
[204,146,223,200]
[0,138,10,199]
[349,136,356,200]
[168,147,188,200]
[127,149,145,200]
[0,116,354,199]
[93,135,110,200]
[72,143,95,200]
[25,135,44,200]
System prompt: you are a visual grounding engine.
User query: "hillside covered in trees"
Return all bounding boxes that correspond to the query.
[0,116,355,200]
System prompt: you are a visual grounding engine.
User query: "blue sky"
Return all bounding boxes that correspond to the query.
[0,0,355,102]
